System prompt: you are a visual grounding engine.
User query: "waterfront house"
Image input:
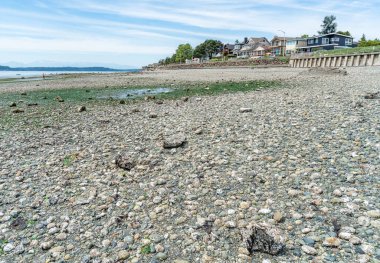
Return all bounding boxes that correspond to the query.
[271,36,296,56]
[237,37,271,58]
[285,38,307,55]
[223,44,235,56]
[296,33,355,52]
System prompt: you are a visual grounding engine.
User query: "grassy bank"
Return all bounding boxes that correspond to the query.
[311,45,380,57]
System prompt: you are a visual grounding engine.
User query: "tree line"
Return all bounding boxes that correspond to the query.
[158,40,223,65]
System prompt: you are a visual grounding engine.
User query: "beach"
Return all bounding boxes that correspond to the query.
[0,67,379,262]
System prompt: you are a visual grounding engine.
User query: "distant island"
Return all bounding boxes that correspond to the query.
[0,65,137,72]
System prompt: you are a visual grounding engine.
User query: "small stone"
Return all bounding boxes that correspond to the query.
[78,106,86,112]
[358,216,370,226]
[115,155,135,171]
[149,113,158,118]
[273,212,283,223]
[259,208,271,214]
[302,228,311,234]
[55,96,64,102]
[3,243,15,253]
[50,246,65,253]
[118,250,129,260]
[239,108,252,113]
[303,237,315,246]
[9,102,17,107]
[349,236,362,245]
[224,221,236,228]
[163,134,187,149]
[90,248,101,258]
[56,233,67,240]
[102,239,111,248]
[302,245,318,255]
[240,202,250,209]
[333,189,342,197]
[338,232,352,240]
[153,196,162,204]
[41,241,53,250]
[238,247,250,255]
[323,237,341,247]
[367,210,380,218]
[156,252,168,260]
[155,244,165,253]
[15,244,25,254]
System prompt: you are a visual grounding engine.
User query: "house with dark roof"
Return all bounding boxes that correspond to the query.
[223,44,235,56]
[236,37,271,57]
[271,36,296,56]
[296,33,355,52]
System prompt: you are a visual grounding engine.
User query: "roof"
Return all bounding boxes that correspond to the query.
[224,44,235,49]
[286,37,307,41]
[307,33,353,39]
[240,42,270,52]
[248,37,270,43]
[271,36,296,42]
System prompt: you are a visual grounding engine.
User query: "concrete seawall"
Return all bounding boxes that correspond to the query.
[290,53,380,68]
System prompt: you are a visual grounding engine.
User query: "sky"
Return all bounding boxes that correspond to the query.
[0,0,379,68]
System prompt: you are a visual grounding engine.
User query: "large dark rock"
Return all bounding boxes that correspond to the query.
[244,223,285,256]
[115,155,135,171]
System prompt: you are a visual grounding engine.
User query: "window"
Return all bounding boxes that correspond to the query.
[322,38,329,44]
[332,37,340,42]
[308,39,314,45]
[315,38,318,44]
[345,38,353,45]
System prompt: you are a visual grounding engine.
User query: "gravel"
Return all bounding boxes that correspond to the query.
[0,66,379,262]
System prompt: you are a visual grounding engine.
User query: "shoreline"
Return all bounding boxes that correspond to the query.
[0,66,379,262]
[0,67,304,94]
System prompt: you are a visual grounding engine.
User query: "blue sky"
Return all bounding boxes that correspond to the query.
[0,0,379,68]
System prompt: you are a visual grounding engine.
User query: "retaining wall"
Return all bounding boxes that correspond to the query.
[290,53,380,68]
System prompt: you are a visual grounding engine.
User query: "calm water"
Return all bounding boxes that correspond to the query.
[0,70,139,79]
[98,88,172,99]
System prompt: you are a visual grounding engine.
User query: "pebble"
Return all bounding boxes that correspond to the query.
[323,237,341,247]
[117,250,129,260]
[239,108,252,113]
[367,210,380,218]
[156,252,168,260]
[302,245,318,255]
[3,243,15,253]
[259,208,271,214]
[273,211,283,223]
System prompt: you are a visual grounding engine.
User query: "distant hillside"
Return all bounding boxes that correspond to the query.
[0,66,138,72]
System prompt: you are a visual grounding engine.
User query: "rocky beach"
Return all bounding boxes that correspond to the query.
[0,67,379,263]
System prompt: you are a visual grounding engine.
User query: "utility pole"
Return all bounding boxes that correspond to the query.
[278,30,286,56]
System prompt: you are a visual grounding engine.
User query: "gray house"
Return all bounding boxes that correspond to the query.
[297,33,355,52]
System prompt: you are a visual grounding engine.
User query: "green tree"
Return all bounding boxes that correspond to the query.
[193,39,223,59]
[175,43,193,63]
[301,34,309,39]
[318,15,337,35]
[337,31,351,36]
[170,54,177,63]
